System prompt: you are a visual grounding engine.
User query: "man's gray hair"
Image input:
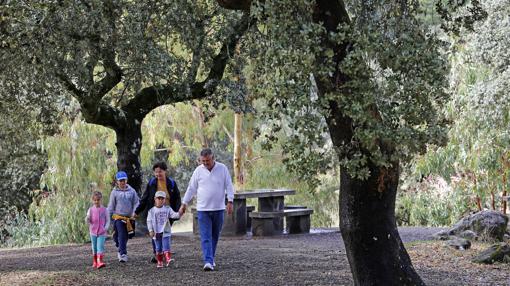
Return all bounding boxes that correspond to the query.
[200,148,214,157]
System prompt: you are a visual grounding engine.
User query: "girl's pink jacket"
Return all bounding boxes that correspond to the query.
[86,206,110,236]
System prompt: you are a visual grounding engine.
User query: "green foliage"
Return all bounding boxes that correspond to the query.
[140,101,236,185]
[1,118,118,247]
[0,93,66,211]
[0,203,42,248]
[243,0,449,185]
[1,0,243,103]
[396,176,473,226]
[410,0,510,211]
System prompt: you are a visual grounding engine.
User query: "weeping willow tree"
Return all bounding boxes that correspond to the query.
[413,0,509,213]
[1,0,251,193]
[218,0,449,284]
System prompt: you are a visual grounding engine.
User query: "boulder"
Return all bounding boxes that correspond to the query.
[446,237,471,250]
[448,211,508,241]
[472,243,510,264]
[432,230,451,241]
[458,230,478,240]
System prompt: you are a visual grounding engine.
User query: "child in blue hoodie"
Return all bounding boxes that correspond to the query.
[107,171,139,262]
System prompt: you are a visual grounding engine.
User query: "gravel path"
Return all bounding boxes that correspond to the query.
[1,227,508,286]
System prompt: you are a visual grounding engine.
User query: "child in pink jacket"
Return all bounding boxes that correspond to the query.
[86,191,110,269]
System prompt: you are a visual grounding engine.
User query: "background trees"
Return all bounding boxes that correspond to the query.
[406,0,509,219]
[1,0,507,284]
[2,0,249,193]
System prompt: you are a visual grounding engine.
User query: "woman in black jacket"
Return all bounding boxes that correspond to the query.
[135,162,181,263]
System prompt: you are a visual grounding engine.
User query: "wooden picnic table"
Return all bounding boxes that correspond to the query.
[192,189,296,236]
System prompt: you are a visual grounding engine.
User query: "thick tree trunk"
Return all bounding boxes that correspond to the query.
[339,161,425,285]
[114,119,143,194]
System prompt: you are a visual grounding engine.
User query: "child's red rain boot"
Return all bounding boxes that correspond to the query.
[92,254,97,268]
[156,253,164,268]
[96,254,106,269]
[164,251,173,267]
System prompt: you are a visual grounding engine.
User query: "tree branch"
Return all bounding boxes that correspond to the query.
[56,72,85,99]
[124,13,252,119]
[217,0,252,10]
[313,0,354,148]
[79,101,125,130]
[90,0,122,102]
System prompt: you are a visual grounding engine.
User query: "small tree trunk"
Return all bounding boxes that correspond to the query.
[233,112,243,188]
[491,191,495,210]
[114,119,143,194]
[502,173,507,214]
[192,103,209,148]
[244,112,254,185]
[339,162,425,285]
[246,112,254,165]
[475,196,482,211]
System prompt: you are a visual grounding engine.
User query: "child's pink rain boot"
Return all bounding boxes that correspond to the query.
[164,251,173,267]
[92,254,97,268]
[156,253,164,268]
[96,254,106,269]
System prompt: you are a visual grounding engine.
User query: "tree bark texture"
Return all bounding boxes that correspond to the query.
[245,113,254,166]
[234,112,243,188]
[217,0,251,10]
[114,119,143,193]
[339,162,425,285]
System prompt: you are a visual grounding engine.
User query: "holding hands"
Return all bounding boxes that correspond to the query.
[178,204,187,217]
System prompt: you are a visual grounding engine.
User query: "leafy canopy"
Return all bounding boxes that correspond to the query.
[242,0,449,184]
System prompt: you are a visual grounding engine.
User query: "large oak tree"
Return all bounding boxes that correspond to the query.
[1,0,250,193]
[217,0,449,285]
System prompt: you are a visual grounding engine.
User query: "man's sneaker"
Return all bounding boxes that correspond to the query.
[203,263,214,271]
[213,261,216,267]
[120,254,128,262]
[117,252,122,262]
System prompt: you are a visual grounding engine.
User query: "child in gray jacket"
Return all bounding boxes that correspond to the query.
[107,171,139,262]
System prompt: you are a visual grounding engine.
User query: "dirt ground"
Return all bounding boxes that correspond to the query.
[0,227,509,286]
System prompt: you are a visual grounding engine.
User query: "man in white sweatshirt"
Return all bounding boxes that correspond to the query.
[179,148,234,271]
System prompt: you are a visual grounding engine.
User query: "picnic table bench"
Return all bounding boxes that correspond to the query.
[192,189,314,236]
[250,208,314,236]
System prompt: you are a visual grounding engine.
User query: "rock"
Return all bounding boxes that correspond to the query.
[446,237,471,250]
[458,230,478,240]
[472,243,510,264]
[432,230,451,240]
[448,210,508,241]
